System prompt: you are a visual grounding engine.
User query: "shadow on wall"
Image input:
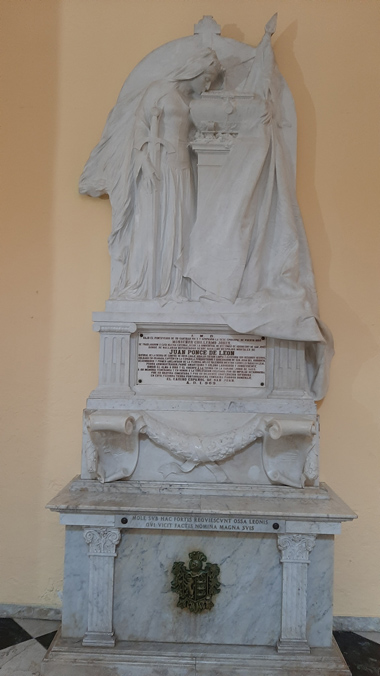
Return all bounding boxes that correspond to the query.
[222,24,245,43]
[273,21,380,578]
[0,2,59,605]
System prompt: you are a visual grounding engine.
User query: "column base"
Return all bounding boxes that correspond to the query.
[277,638,311,654]
[82,631,116,647]
[42,631,351,676]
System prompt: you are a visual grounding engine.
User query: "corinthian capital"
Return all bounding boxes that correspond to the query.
[277,534,316,564]
[83,528,121,556]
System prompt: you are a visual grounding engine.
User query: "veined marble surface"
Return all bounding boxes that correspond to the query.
[114,531,282,646]
[61,527,333,648]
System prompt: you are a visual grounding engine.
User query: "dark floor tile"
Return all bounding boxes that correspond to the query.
[36,630,57,650]
[334,631,380,676]
[0,618,33,650]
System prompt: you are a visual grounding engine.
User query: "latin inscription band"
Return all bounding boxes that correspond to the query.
[116,514,284,533]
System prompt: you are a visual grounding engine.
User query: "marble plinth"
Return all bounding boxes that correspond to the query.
[44,479,355,675]
[83,310,323,488]
[42,634,351,676]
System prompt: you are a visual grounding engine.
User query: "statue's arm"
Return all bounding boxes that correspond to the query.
[133,83,165,190]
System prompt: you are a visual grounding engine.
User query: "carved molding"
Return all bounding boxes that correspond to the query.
[83,528,121,556]
[93,323,137,334]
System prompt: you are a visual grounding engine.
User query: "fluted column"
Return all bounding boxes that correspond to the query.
[82,527,121,647]
[92,322,137,394]
[277,534,316,653]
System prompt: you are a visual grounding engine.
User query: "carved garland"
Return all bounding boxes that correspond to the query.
[84,411,318,486]
[140,412,265,464]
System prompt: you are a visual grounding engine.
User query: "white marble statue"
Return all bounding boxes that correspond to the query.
[79,15,333,400]
[80,48,223,301]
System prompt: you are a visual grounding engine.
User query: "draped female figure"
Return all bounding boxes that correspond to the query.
[79,49,222,300]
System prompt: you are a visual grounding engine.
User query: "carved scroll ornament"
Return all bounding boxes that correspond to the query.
[84,410,318,488]
[262,417,318,489]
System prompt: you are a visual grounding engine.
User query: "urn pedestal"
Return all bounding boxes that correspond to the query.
[43,479,355,676]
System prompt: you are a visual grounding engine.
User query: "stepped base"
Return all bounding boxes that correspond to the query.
[42,632,351,676]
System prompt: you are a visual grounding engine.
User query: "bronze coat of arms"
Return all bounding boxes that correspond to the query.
[171,551,221,613]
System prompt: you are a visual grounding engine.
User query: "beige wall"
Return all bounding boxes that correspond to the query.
[1,0,379,616]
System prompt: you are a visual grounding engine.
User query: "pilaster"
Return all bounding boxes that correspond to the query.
[277,533,316,653]
[82,527,121,647]
[92,322,136,395]
[271,339,310,397]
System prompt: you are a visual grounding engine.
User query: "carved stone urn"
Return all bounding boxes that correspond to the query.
[190,91,267,135]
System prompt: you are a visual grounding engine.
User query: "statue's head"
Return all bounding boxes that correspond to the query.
[170,48,224,92]
[191,62,223,95]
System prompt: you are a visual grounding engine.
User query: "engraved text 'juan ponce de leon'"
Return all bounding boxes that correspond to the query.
[137,333,266,387]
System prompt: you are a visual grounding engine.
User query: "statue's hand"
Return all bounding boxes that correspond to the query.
[136,150,161,192]
[141,155,161,192]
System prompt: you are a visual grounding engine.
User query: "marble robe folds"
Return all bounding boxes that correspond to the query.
[182,119,333,399]
[79,17,333,400]
[181,19,333,400]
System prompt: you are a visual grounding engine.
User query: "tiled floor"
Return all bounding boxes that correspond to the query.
[0,618,379,675]
[334,631,380,676]
[0,619,60,674]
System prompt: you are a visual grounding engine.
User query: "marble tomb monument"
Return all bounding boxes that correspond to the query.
[43,15,356,676]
